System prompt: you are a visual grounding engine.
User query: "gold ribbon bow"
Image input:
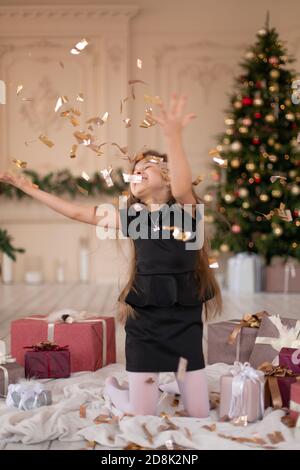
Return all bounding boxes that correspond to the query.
[258,362,298,409]
[228,311,269,345]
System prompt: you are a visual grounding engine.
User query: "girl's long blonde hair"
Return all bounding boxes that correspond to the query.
[116,150,222,324]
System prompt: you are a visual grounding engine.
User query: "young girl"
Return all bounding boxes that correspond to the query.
[0,92,221,418]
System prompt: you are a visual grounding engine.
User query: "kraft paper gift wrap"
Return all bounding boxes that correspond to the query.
[11,315,116,372]
[249,315,300,369]
[207,313,269,365]
[219,362,265,423]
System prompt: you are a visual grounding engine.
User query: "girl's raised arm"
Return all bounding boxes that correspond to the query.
[0,171,121,230]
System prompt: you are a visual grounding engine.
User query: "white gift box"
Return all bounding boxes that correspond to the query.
[227,253,264,294]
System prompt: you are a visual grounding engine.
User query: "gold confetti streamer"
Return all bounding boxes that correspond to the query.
[139,108,157,128]
[137,58,142,69]
[123,118,132,128]
[202,424,216,432]
[213,156,228,168]
[209,148,220,156]
[70,144,78,159]
[128,79,148,86]
[55,95,68,113]
[73,131,92,145]
[192,175,203,186]
[38,134,54,148]
[267,431,285,444]
[12,158,27,169]
[141,423,154,445]
[177,356,188,381]
[123,173,143,183]
[71,38,88,55]
[76,93,84,102]
[270,175,287,184]
[111,143,128,155]
[70,116,80,127]
[59,61,64,69]
[79,404,86,418]
[16,84,23,96]
[145,377,155,384]
[101,166,114,187]
[209,260,219,269]
[162,225,192,242]
[144,94,162,105]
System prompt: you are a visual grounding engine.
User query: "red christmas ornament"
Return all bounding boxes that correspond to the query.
[242,97,253,106]
[269,56,279,65]
[255,81,262,89]
[252,137,261,145]
[254,112,262,119]
[231,224,241,234]
[293,210,299,218]
[254,175,261,183]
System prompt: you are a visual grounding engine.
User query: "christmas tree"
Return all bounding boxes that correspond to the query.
[208,14,300,264]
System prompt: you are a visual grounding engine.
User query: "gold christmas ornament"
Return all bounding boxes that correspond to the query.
[274,143,282,150]
[269,84,279,93]
[239,126,248,134]
[230,158,241,168]
[242,117,252,126]
[233,101,242,109]
[225,117,235,126]
[258,28,267,36]
[271,189,282,198]
[270,69,280,79]
[268,138,275,146]
[226,128,234,135]
[291,185,300,196]
[285,112,295,121]
[220,243,230,253]
[238,187,249,198]
[224,193,235,203]
[242,201,250,209]
[245,51,255,59]
[253,97,263,106]
[259,194,269,202]
[246,162,255,171]
[268,154,278,162]
[230,141,242,152]
[265,114,276,123]
[272,225,283,236]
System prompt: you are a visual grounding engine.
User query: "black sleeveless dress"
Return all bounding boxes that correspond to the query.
[119,199,211,373]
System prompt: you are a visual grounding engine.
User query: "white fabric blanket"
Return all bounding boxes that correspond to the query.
[0,363,299,450]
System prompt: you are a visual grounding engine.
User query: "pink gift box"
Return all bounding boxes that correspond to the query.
[290,381,300,423]
[219,373,264,423]
[11,315,116,372]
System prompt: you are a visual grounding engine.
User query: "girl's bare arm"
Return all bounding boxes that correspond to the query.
[0,171,121,229]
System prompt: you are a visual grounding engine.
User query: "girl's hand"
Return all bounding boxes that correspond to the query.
[0,171,39,190]
[153,92,197,138]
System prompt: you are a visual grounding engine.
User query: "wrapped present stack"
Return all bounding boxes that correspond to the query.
[209,313,300,425]
[11,313,116,373]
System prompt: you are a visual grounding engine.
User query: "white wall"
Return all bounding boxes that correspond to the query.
[0,0,299,282]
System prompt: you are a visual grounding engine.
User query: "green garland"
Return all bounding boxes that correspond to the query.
[0,168,128,263]
[0,168,128,200]
[0,228,25,261]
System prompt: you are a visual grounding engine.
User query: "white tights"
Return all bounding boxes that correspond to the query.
[104,369,210,418]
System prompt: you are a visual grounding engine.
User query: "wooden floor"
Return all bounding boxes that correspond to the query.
[0,282,300,450]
